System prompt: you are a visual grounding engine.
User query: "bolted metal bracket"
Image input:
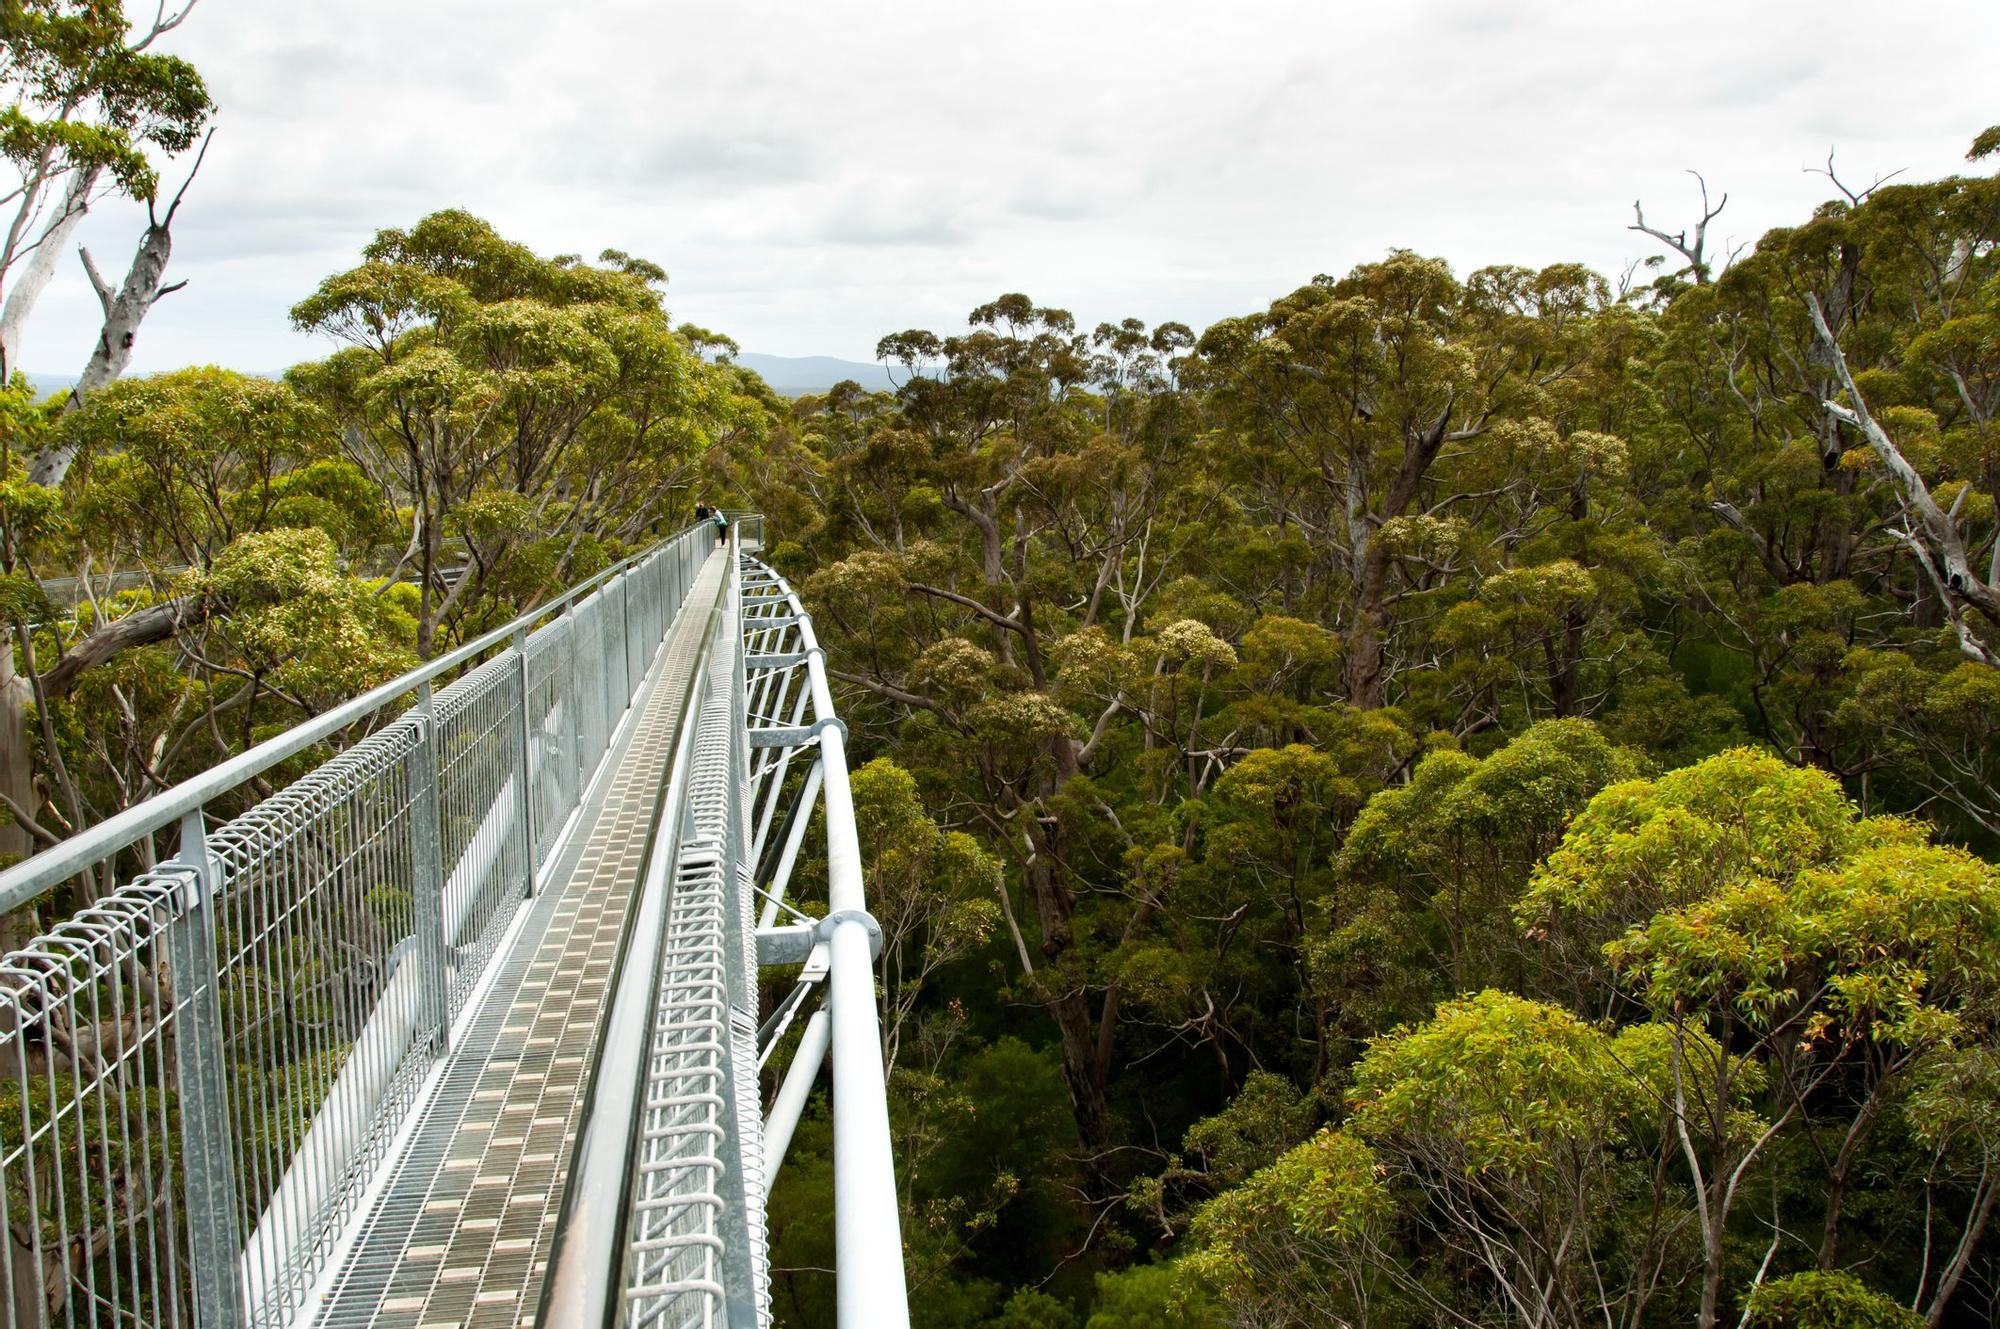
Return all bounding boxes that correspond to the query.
[816,908,883,960]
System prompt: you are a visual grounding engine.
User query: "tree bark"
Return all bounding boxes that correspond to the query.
[39,594,213,697]
[1345,539,1390,710]
[29,211,186,486]
[0,647,34,891]
[0,166,98,376]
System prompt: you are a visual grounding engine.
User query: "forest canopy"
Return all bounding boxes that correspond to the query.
[5,121,2000,1329]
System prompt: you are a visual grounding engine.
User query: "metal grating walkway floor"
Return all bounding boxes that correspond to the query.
[308,550,727,1329]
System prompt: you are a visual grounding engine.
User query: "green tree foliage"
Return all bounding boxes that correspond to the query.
[742,135,2000,1327]
[1745,1273,1927,1329]
[0,216,770,919]
[16,131,2000,1329]
[288,209,770,652]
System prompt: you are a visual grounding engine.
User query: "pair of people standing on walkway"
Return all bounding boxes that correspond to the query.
[693,499,728,544]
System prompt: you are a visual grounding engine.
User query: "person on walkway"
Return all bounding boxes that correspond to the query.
[694,498,711,523]
[712,507,728,544]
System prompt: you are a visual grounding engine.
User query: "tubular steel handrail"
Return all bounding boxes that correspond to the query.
[730,553,910,1329]
[0,523,717,1328]
[607,545,908,1329]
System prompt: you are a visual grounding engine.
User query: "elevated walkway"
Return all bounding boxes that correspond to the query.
[0,516,909,1329]
[311,551,725,1328]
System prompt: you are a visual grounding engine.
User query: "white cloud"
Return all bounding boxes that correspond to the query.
[13,0,1998,376]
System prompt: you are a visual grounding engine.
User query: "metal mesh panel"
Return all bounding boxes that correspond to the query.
[525,616,579,864]
[624,708,733,1326]
[208,719,432,1325]
[572,594,607,785]
[0,525,714,1328]
[433,652,531,1022]
[0,877,195,1329]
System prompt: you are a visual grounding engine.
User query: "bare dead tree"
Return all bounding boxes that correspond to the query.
[1806,147,1906,208]
[1630,170,1729,285]
[1806,293,2000,665]
[27,131,212,487]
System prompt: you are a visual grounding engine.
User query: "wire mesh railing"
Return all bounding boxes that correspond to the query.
[0,523,718,1328]
[620,542,771,1329]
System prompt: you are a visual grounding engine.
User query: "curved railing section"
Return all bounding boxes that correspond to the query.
[720,550,910,1329]
[543,534,911,1329]
[0,524,717,1328]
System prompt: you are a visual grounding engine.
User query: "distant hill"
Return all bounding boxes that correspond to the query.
[734,353,896,397]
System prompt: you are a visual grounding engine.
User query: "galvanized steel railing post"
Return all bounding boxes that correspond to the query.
[410,684,452,1051]
[564,600,586,797]
[616,572,634,705]
[512,625,540,887]
[165,810,246,1329]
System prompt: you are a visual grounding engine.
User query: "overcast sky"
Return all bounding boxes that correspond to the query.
[18,0,2000,375]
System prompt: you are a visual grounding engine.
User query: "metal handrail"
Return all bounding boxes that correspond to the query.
[736,556,909,1329]
[0,523,719,1328]
[0,529,700,913]
[602,546,910,1329]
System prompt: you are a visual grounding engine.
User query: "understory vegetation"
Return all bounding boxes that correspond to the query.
[5,64,2000,1326]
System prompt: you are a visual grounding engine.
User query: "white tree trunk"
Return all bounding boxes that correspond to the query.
[0,646,33,884]
[0,167,99,378]
[27,217,180,487]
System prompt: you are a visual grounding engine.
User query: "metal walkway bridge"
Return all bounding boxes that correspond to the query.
[0,519,910,1328]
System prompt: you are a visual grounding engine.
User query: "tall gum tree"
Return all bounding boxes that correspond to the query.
[1196,253,1611,710]
[797,301,1212,1178]
[290,211,766,655]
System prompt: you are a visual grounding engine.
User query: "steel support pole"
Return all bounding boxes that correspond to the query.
[762,1005,830,1181]
[410,687,451,1050]
[511,626,539,890]
[564,601,585,800]
[617,571,633,705]
[757,761,822,931]
[166,811,246,1329]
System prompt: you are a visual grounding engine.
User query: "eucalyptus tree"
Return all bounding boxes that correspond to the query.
[1519,748,2000,1328]
[1337,718,1643,1004]
[1187,992,1696,1329]
[0,370,410,908]
[1195,254,1621,711]
[290,210,766,653]
[798,300,1218,1172]
[0,0,211,383]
